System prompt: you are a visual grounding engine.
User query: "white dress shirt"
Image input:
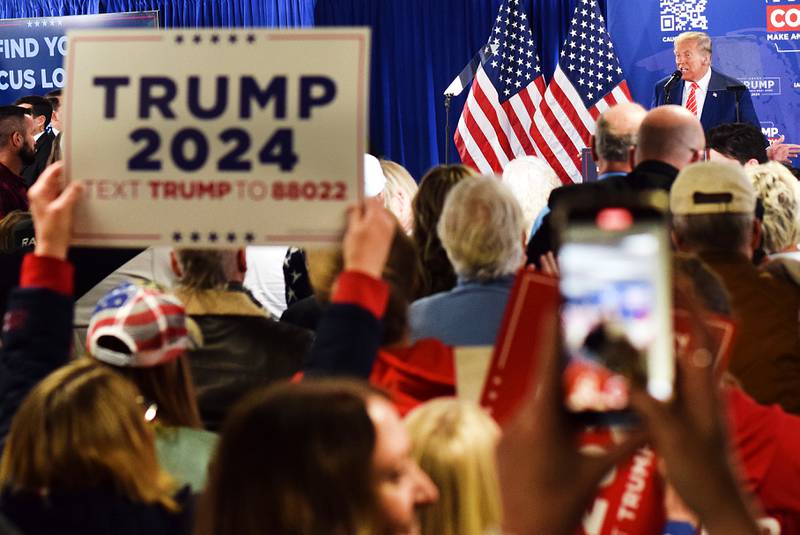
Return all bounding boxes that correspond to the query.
[680,67,712,119]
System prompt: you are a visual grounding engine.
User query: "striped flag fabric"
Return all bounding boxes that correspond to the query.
[454,0,547,175]
[532,0,632,184]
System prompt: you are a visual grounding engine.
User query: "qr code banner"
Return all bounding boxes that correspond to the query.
[660,0,709,32]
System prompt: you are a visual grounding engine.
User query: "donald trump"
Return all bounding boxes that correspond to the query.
[651,31,760,133]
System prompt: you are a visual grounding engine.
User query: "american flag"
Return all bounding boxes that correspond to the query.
[454,0,546,174]
[532,0,632,183]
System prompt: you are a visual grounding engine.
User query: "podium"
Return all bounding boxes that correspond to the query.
[580,148,599,182]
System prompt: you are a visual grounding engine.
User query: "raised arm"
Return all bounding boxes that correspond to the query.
[305,199,396,378]
[0,162,83,451]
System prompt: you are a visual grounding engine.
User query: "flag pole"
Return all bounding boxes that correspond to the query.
[444,93,453,164]
[443,43,496,167]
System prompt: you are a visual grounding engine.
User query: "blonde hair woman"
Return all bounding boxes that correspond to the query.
[405,399,502,535]
[745,161,800,255]
[0,359,193,534]
[379,159,418,234]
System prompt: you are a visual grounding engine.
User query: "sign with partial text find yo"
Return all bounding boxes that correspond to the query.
[65,28,369,247]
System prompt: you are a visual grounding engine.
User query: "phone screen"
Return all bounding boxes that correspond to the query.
[557,206,673,423]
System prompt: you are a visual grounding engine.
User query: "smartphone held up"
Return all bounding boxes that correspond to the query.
[553,192,673,426]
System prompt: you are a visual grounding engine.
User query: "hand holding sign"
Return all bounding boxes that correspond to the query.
[628,296,759,535]
[496,309,644,535]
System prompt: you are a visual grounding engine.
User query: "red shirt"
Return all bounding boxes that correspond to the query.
[333,271,800,532]
[0,161,28,219]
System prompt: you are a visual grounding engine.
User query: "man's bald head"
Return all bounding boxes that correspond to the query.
[593,102,647,172]
[635,105,705,170]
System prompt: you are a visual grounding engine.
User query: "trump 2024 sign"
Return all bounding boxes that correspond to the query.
[65,28,369,247]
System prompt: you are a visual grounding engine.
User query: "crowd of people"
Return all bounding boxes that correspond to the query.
[3,30,800,535]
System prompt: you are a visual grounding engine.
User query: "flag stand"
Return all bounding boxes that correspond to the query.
[444,93,453,164]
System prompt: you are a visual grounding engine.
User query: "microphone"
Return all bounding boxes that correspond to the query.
[726,83,747,92]
[663,70,682,104]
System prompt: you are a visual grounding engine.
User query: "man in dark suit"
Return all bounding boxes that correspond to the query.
[652,31,759,133]
[526,105,704,265]
[13,96,54,187]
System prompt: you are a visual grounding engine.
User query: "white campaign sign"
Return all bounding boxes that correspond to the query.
[65,28,369,247]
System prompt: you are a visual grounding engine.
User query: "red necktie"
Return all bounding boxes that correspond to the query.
[686,82,699,116]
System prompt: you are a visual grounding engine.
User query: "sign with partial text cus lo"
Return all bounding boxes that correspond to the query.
[65,28,369,247]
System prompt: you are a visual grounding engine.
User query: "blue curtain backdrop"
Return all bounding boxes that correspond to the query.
[0,0,315,27]
[315,0,608,179]
[1,0,606,180]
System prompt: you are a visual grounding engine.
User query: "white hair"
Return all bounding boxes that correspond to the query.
[746,161,799,253]
[501,156,561,237]
[437,176,525,281]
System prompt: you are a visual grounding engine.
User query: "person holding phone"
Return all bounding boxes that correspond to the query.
[312,197,761,534]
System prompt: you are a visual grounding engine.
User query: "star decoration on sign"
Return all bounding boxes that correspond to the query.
[193,34,202,44]
[227,232,237,243]
[172,232,182,242]
[190,231,201,242]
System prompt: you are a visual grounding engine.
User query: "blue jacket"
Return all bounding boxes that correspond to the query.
[651,68,760,133]
[408,276,515,346]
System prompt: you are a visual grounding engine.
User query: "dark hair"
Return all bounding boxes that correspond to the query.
[672,212,753,254]
[0,210,32,252]
[382,227,421,345]
[707,123,768,165]
[45,89,62,114]
[175,249,237,290]
[95,335,203,429]
[196,379,385,535]
[672,252,732,315]
[320,226,420,346]
[13,96,52,128]
[412,164,475,298]
[0,106,30,149]
[595,115,636,162]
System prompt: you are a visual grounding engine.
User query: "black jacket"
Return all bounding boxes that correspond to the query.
[20,131,55,187]
[1,487,193,535]
[176,285,314,431]
[525,160,679,265]
[0,286,72,453]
